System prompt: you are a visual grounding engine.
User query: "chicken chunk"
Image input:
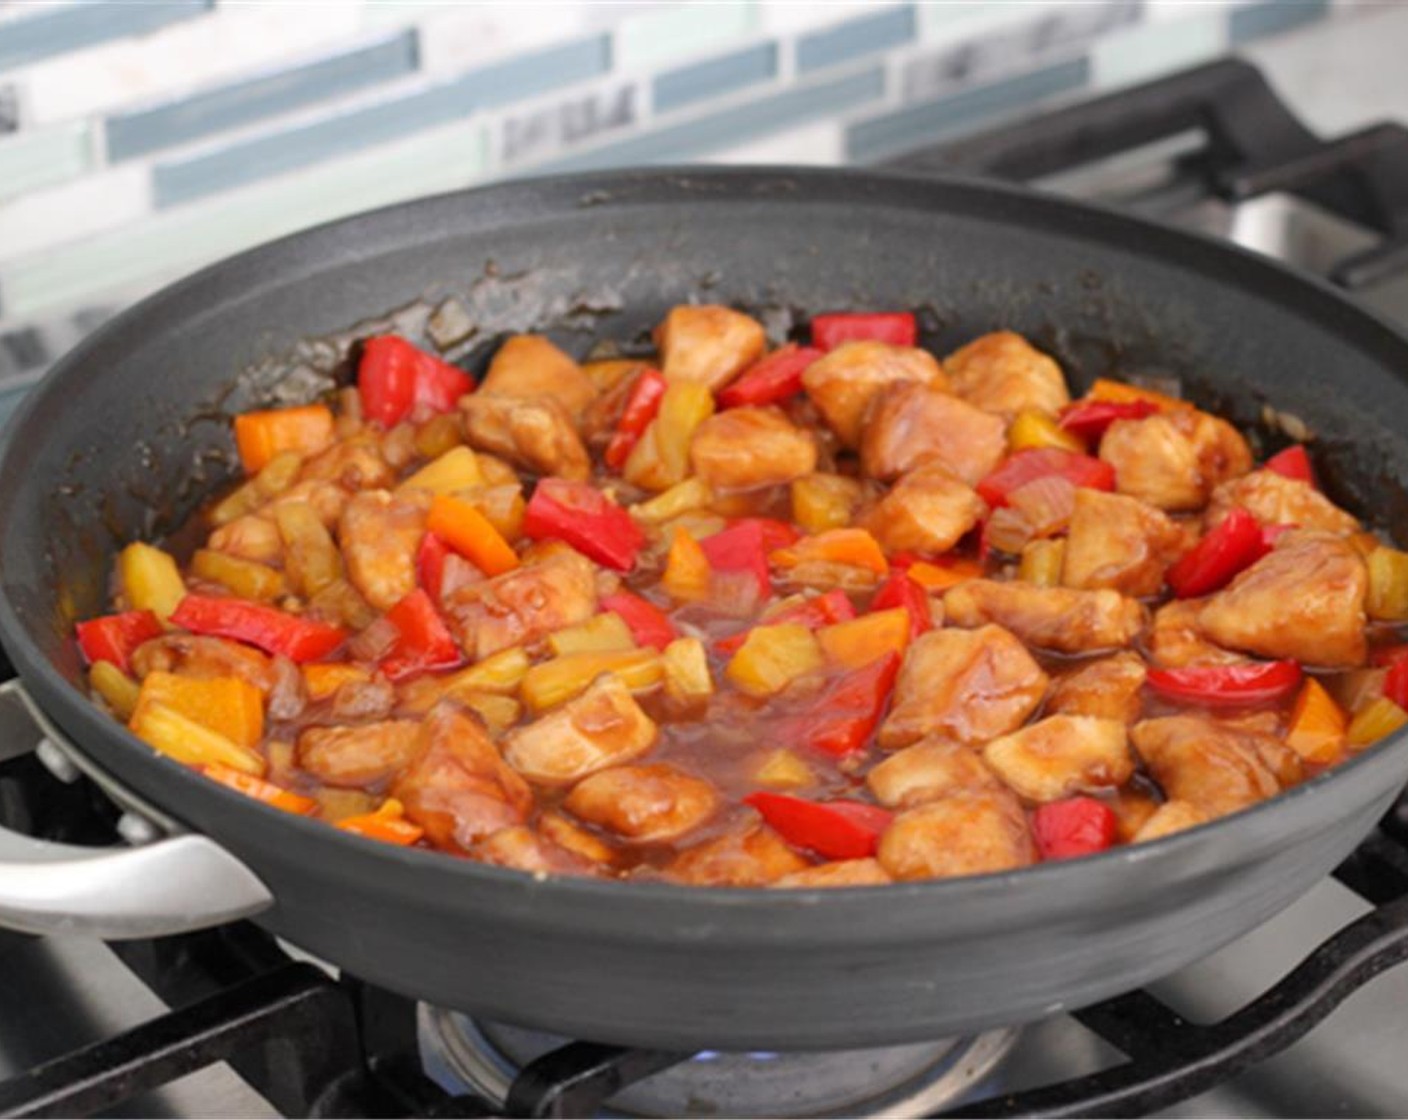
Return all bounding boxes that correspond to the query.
[270,480,349,528]
[1146,599,1246,669]
[877,792,1036,881]
[1131,799,1209,842]
[502,675,657,786]
[943,579,1146,654]
[300,433,395,491]
[1198,531,1367,667]
[689,406,817,492]
[1046,652,1147,724]
[943,331,1069,416]
[1100,410,1252,511]
[460,394,590,481]
[1132,716,1293,817]
[858,382,1007,485]
[866,739,1001,809]
[338,490,429,612]
[801,341,948,447]
[863,464,987,554]
[480,334,596,422]
[564,763,718,843]
[982,715,1133,802]
[663,822,810,886]
[472,826,599,877]
[131,634,275,691]
[538,810,619,867]
[1205,469,1359,536]
[443,547,597,660]
[1061,488,1187,597]
[772,858,892,888]
[207,515,282,565]
[879,625,1048,749]
[297,719,421,787]
[655,305,766,392]
[392,703,533,849]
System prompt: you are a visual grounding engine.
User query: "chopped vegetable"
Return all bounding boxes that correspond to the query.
[89,661,141,720]
[1058,399,1159,442]
[398,446,483,494]
[1166,508,1269,599]
[233,404,334,474]
[817,608,910,669]
[549,612,636,657]
[661,527,712,602]
[717,344,824,408]
[190,549,286,602]
[416,532,450,600]
[428,647,530,698]
[337,798,425,845]
[1146,660,1303,707]
[378,588,462,682]
[117,542,186,626]
[1366,546,1408,621]
[521,649,662,712]
[623,380,715,491]
[522,479,644,572]
[600,591,677,651]
[770,528,889,587]
[716,589,857,657]
[428,493,519,577]
[868,571,932,638]
[75,610,162,672]
[771,652,899,757]
[725,623,824,698]
[200,763,318,815]
[1286,678,1347,764]
[1008,409,1085,454]
[604,368,667,469]
[133,670,265,749]
[211,451,302,526]
[170,594,347,662]
[976,448,1115,509]
[744,792,893,860]
[791,472,864,534]
[1384,656,1408,711]
[1018,539,1065,587]
[662,637,713,706]
[274,501,343,598]
[1032,797,1117,860]
[752,749,814,789]
[901,555,984,592]
[130,702,265,776]
[1086,377,1191,411]
[1264,444,1315,486]
[631,477,711,524]
[700,518,793,599]
[1347,695,1408,747]
[302,662,371,702]
[810,311,917,350]
[358,336,473,427]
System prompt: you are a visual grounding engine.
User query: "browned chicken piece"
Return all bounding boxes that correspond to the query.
[801,341,948,447]
[479,334,596,422]
[982,715,1134,802]
[502,675,657,786]
[1146,599,1247,668]
[460,394,590,481]
[564,763,719,843]
[865,738,1001,809]
[663,821,810,886]
[863,464,987,554]
[1061,488,1187,597]
[943,579,1146,654]
[472,826,599,877]
[772,858,892,888]
[689,406,818,492]
[879,625,1048,749]
[269,480,349,528]
[1132,716,1290,817]
[266,655,307,721]
[296,719,421,787]
[329,674,395,721]
[858,382,1007,484]
[207,514,282,565]
[1100,410,1252,511]
[131,634,275,691]
[1204,469,1359,535]
[1198,531,1368,667]
[443,547,597,660]
[943,331,1070,416]
[337,489,429,612]
[1047,652,1147,724]
[579,366,646,446]
[392,703,533,850]
[877,792,1037,881]
[1132,799,1210,843]
[538,810,618,866]
[300,433,395,491]
[655,305,766,391]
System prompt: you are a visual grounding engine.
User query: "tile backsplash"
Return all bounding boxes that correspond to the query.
[0,0,1339,414]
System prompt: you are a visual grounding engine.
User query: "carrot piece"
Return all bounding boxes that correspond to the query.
[817,608,911,669]
[427,493,519,576]
[233,404,335,474]
[1085,378,1193,411]
[1287,677,1347,764]
[337,798,424,846]
[903,557,983,591]
[131,672,265,749]
[302,662,372,702]
[770,529,889,575]
[200,763,317,815]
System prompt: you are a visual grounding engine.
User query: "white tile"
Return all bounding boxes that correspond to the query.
[702,117,845,164]
[614,2,758,69]
[0,163,151,261]
[414,3,600,74]
[1092,11,1226,90]
[0,119,91,203]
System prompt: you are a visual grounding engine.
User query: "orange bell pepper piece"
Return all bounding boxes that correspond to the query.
[302,662,372,702]
[337,798,425,846]
[233,404,334,474]
[904,557,984,591]
[770,529,889,575]
[426,493,519,576]
[1287,677,1347,764]
[1085,378,1193,412]
[662,526,712,601]
[131,671,265,749]
[817,607,910,669]
[200,763,318,815]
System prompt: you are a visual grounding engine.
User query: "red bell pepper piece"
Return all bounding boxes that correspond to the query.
[75,610,163,673]
[603,369,666,469]
[744,792,893,861]
[378,589,463,682]
[699,519,799,599]
[1032,797,1118,861]
[600,591,677,651]
[416,533,450,601]
[1146,659,1302,707]
[976,449,1115,508]
[358,336,474,428]
[170,595,347,663]
[1264,444,1316,486]
[1058,399,1160,441]
[1165,508,1269,599]
[714,589,856,656]
[811,312,917,350]
[869,571,932,639]
[1372,643,1408,669]
[717,344,825,408]
[522,479,645,572]
[1385,657,1408,710]
[772,652,900,758]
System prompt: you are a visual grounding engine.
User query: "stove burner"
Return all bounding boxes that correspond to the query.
[420,1010,1018,1118]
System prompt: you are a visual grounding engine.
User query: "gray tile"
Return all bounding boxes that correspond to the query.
[652,41,777,114]
[105,30,419,162]
[1228,0,1328,45]
[153,34,609,208]
[846,56,1089,164]
[534,65,885,173]
[0,0,212,73]
[796,4,916,75]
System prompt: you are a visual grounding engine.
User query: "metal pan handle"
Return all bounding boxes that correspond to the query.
[0,679,272,939]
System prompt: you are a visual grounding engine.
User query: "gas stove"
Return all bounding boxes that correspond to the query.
[3,56,1408,1120]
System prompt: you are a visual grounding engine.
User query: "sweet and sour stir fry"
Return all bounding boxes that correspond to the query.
[77,306,1408,886]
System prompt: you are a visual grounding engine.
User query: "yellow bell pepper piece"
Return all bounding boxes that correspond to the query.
[130,702,265,776]
[1008,410,1085,453]
[624,381,714,492]
[118,542,186,626]
[549,612,637,657]
[1347,695,1408,749]
[631,477,712,524]
[725,623,823,698]
[302,662,372,702]
[132,671,265,749]
[273,501,343,598]
[752,748,814,789]
[190,548,286,602]
[398,446,483,495]
[443,647,532,695]
[662,637,713,706]
[413,412,463,459]
[662,527,712,602]
[521,649,663,713]
[459,691,523,733]
[1020,539,1066,587]
[790,473,863,534]
[1366,546,1408,621]
[1286,677,1347,765]
[817,608,910,669]
[89,661,141,721]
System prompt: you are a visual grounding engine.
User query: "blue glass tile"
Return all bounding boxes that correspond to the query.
[652,41,777,114]
[796,4,916,75]
[0,0,213,73]
[1228,0,1328,45]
